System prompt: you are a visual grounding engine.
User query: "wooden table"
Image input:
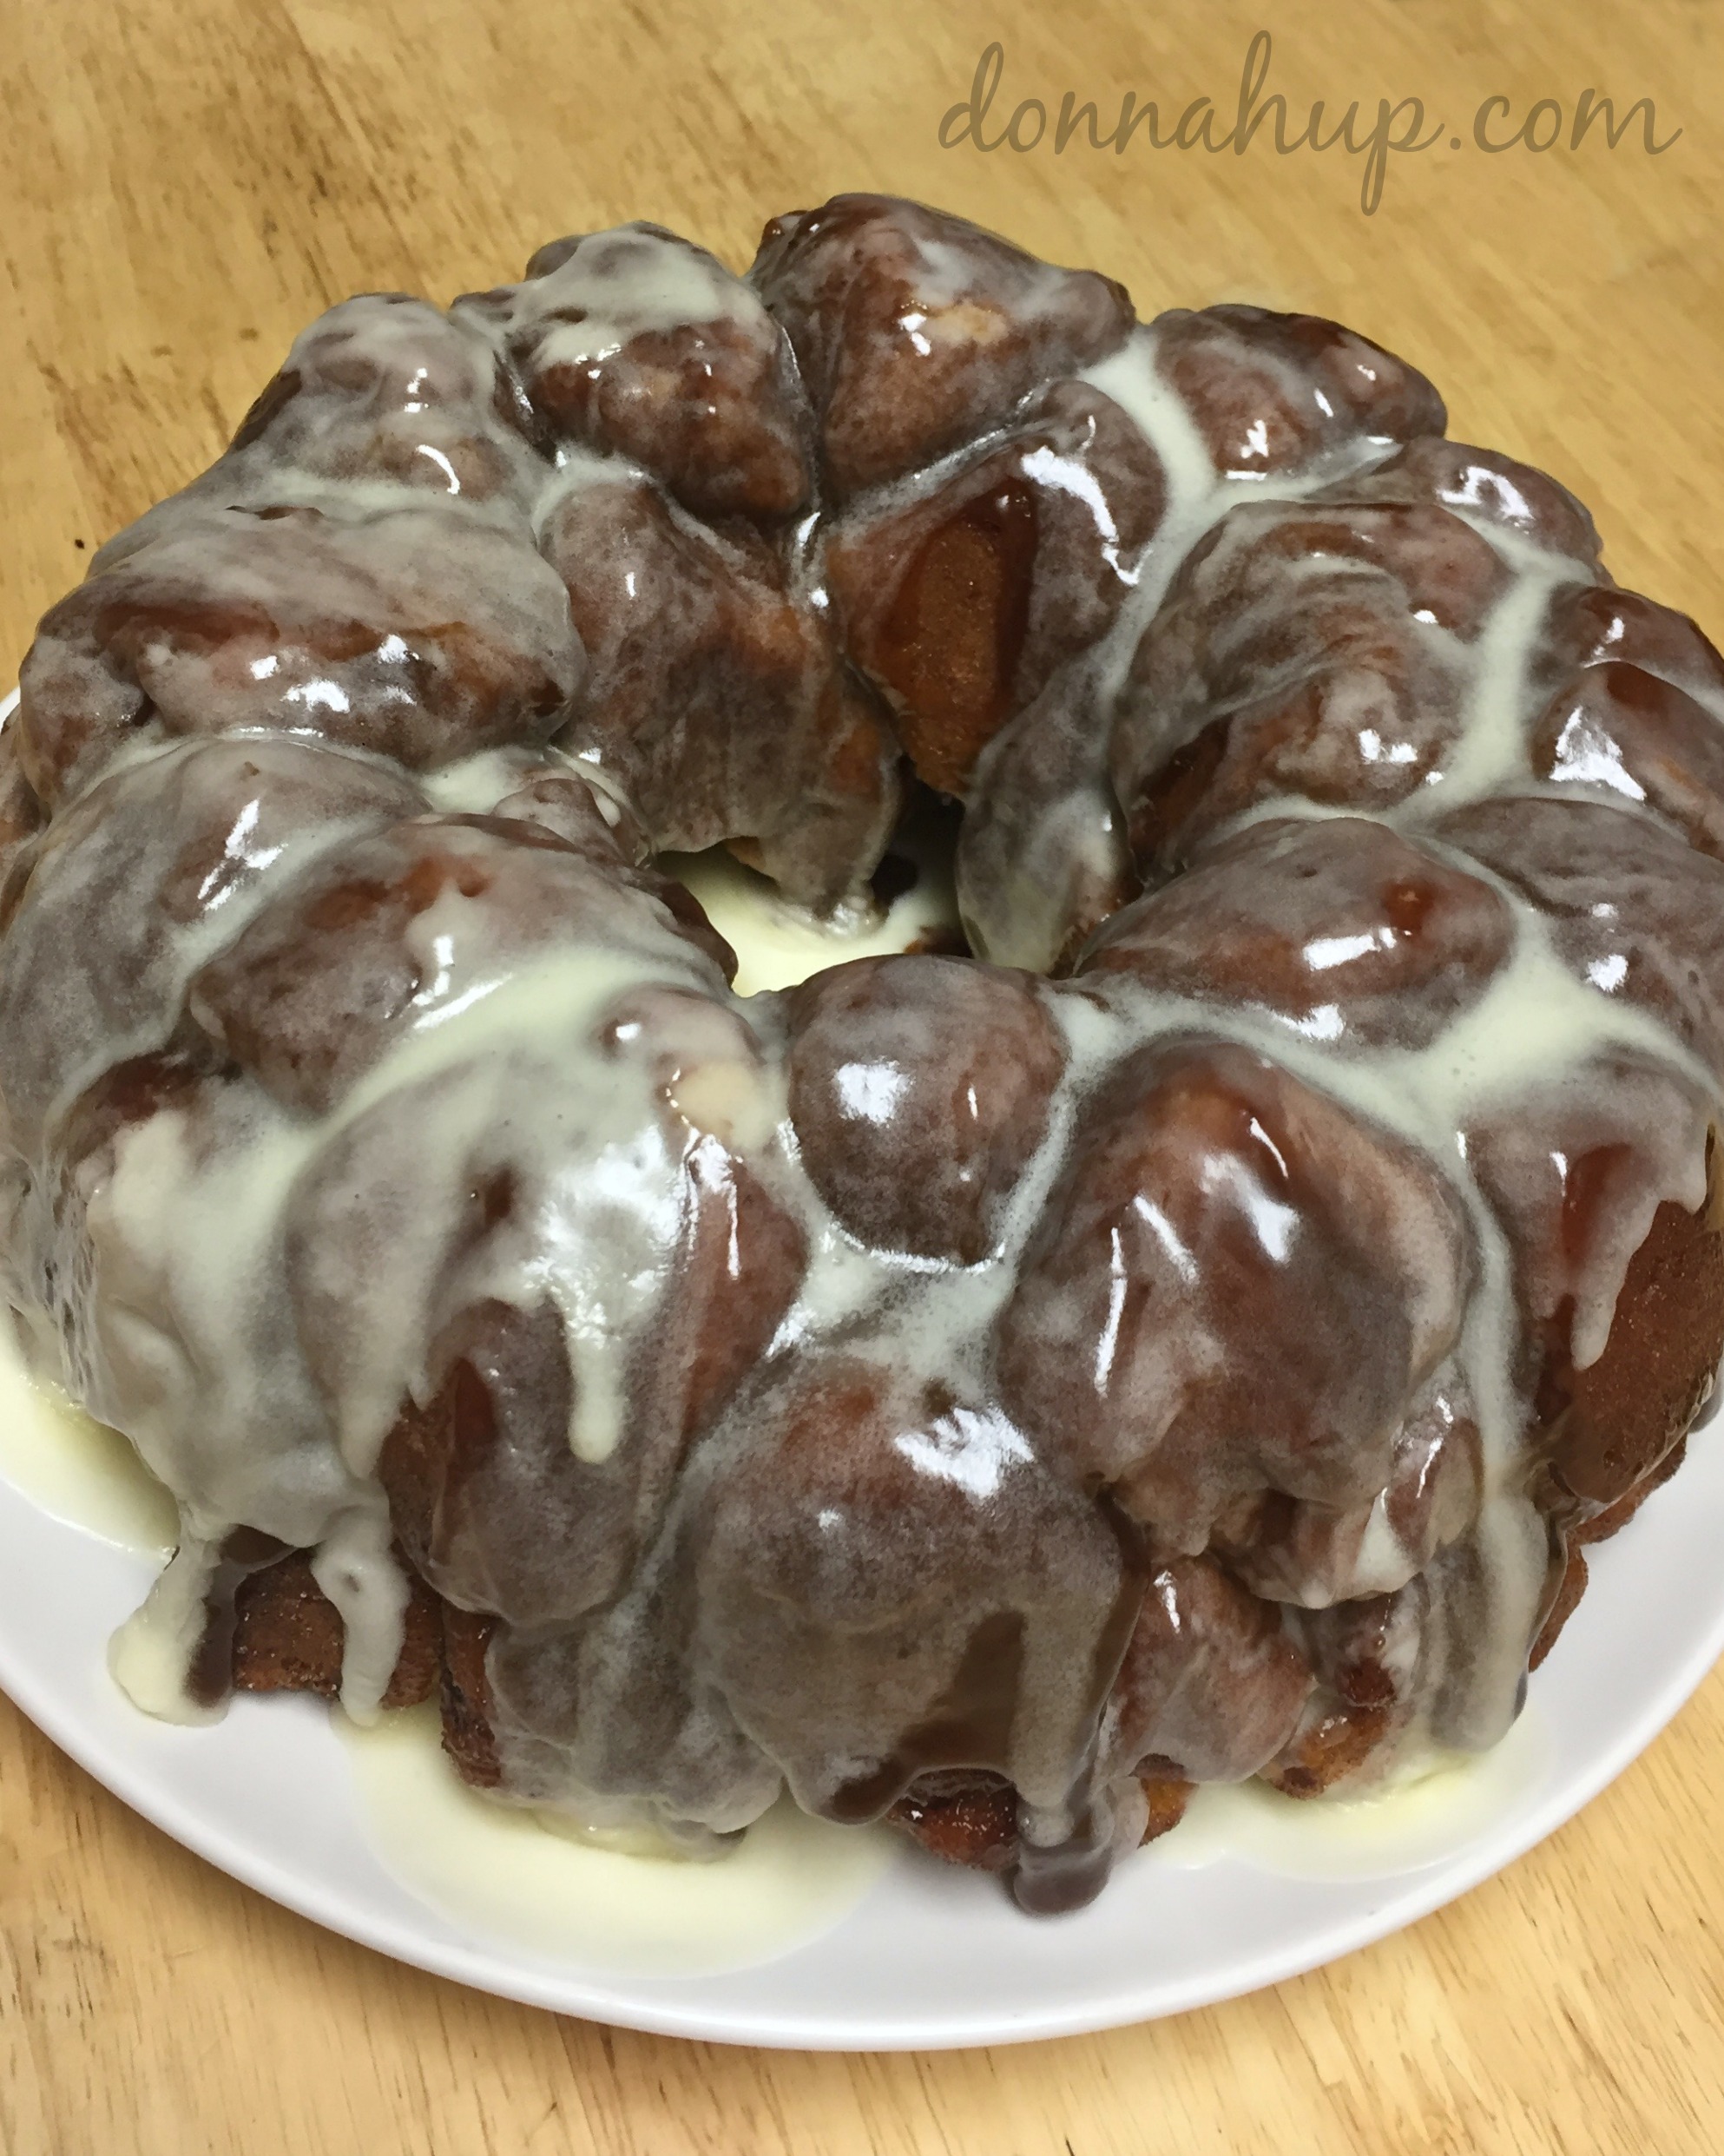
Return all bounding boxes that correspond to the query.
[3,0,1722,2148]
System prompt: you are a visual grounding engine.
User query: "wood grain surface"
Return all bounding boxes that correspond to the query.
[3,1,1722,2149]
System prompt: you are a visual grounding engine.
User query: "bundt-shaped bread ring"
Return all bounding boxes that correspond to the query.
[4,194,1722,1913]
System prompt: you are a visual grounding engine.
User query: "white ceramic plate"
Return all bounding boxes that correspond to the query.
[3,689,1723,2049]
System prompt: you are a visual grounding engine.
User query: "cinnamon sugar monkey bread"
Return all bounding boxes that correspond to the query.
[3,195,1722,1914]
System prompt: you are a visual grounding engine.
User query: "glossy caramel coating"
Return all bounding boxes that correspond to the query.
[372,1135,802,1632]
[187,811,734,1115]
[460,224,814,521]
[1079,814,1514,1049]
[1530,585,1724,860]
[687,1355,1138,1873]
[0,738,423,1149]
[17,499,581,807]
[222,293,544,504]
[1153,306,1447,477]
[749,193,1134,497]
[826,381,1165,795]
[784,952,1066,1263]
[1101,1551,1313,1783]
[997,1040,1470,1551]
[1113,490,1515,873]
[540,467,900,910]
[1443,795,1724,1069]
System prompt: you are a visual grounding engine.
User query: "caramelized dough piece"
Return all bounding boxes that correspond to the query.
[219,293,546,507]
[446,750,683,910]
[1100,1552,1313,1784]
[490,763,650,866]
[1209,1374,1484,1607]
[0,738,422,1153]
[1151,305,1446,477]
[379,1304,643,1626]
[458,224,813,520]
[1264,1488,1551,1797]
[1537,1162,1724,1510]
[1263,1707,1396,1797]
[188,811,734,1115]
[286,981,801,1496]
[1527,1545,1589,1673]
[1079,814,1513,1049]
[375,1126,803,1628]
[542,470,900,910]
[1111,494,1516,873]
[887,1769,1018,1871]
[784,952,1066,1263]
[839,473,1037,796]
[1140,1773,1194,1844]
[887,1765,1191,1871]
[1443,795,1724,1071]
[33,1054,377,1576]
[17,498,581,807]
[1530,584,1724,859]
[440,1603,502,1786]
[691,1355,1138,1844]
[951,319,1461,976]
[1465,1053,1722,1496]
[1339,437,1604,562]
[750,194,1134,497]
[1110,443,1602,878]
[997,1039,1470,1550]
[477,1557,786,1845]
[229,1548,441,1707]
[826,381,1166,793]
[1530,1436,1693,1669]
[47,1046,226,1193]
[1536,661,1724,856]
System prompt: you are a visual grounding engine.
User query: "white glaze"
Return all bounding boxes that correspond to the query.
[109,1541,225,1725]
[1157,1698,1552,1879]
[338,1703,892,1975]
[0,1318,177,1556]
[661,810,961,998]
[485,226,768,373]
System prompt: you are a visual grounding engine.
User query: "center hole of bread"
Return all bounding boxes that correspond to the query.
[659,788,969,996]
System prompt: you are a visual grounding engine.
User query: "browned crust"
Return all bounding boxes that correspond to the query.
[438,1602,502,1787]
[1260,1706,1397,1799]
[1528,1546,1589,1673]
[229,1550,440,1708]
[1538,1140,1724,1516]
[886,1766,1192,1870]
[867,481,1038,796]
[1523,1134,1724,1671]
[1141,1771,1194,1843]
[215,1541,503,1784]
[1530,1432,1692,1670]
[886,1769,1017,1870]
